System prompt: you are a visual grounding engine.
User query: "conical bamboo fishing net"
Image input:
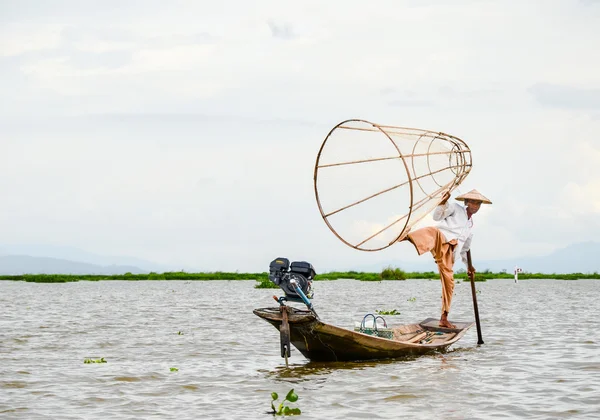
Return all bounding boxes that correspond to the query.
[314,119,472,251]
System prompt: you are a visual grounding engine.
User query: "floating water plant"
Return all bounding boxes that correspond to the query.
[407,297,417,302]
[254,278,279,289]
[270,389,301,416]
[376,309,400,315]
[177,331,184,335]
[84,358,107,364]
[170,367,179,372]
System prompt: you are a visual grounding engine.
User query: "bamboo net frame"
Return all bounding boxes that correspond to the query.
[313,119,472,252]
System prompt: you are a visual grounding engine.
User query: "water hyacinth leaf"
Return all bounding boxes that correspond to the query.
[84,358,107,364]
[170,367,179,372]
[254,278,279,289]
[376,309,400,315]
[269,389,301,415]
[285,389,298,402]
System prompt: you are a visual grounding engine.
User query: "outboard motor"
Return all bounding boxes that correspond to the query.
[269,257,316,305]
[268,257,318,364]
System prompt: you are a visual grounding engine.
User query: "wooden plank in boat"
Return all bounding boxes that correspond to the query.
[392,331,418,341]
[428,333,456,344]
[407,331,428,343]
[393,324,421,335]
[419,317,474,332]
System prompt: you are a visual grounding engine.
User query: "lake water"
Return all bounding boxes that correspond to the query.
[1,279,599,419]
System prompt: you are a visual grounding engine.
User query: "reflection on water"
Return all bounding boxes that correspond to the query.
[1,279,599,419]
[262,357,422,381]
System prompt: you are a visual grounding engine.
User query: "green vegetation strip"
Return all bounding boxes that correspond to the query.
[0,269,598,283]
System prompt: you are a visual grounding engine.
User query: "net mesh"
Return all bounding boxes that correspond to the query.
[314,119,472,251]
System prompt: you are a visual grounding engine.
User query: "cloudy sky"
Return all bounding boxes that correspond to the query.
[1,0,599,272]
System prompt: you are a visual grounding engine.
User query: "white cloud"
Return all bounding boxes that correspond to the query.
[0,24,63,56]
[562,181,600,213]
[72,40,136,54]
[1,0,600,271]
[127,45,216,73]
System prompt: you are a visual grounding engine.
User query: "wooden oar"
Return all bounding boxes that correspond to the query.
[467,250,484,345]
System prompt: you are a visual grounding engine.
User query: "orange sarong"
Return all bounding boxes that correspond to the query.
[407,227,458,315]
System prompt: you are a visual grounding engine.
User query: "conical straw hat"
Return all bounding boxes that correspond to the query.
[455,189,492,204]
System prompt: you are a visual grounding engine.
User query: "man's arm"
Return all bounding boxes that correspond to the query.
[433,191,455,221]
[460,234,473,266]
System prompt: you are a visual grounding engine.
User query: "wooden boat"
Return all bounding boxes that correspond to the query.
[253,306,474,362]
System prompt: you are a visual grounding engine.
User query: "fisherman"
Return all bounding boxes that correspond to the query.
[396,189,492,328]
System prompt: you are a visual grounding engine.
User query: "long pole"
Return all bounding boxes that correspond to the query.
[467,250,484,345]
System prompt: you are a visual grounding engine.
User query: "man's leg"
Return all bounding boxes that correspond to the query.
[432,239,457,329]
[404,227,442,255]
[400,227,457,327]
[437,256,456,328]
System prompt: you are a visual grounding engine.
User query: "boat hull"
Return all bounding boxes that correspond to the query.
[254,307,474,362]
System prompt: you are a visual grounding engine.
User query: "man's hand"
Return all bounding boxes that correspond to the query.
[468,266,476,278]
[439,191,451,205]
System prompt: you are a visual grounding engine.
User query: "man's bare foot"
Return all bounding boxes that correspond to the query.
[439,312,456,329]
[439,319,456,329]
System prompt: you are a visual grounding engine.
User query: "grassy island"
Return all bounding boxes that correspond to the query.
[0,268,598,283]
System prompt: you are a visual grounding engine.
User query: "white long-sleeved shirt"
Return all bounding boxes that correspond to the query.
[432,202,473,266]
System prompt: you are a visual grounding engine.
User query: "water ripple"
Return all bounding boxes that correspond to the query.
[0,279,599,419]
